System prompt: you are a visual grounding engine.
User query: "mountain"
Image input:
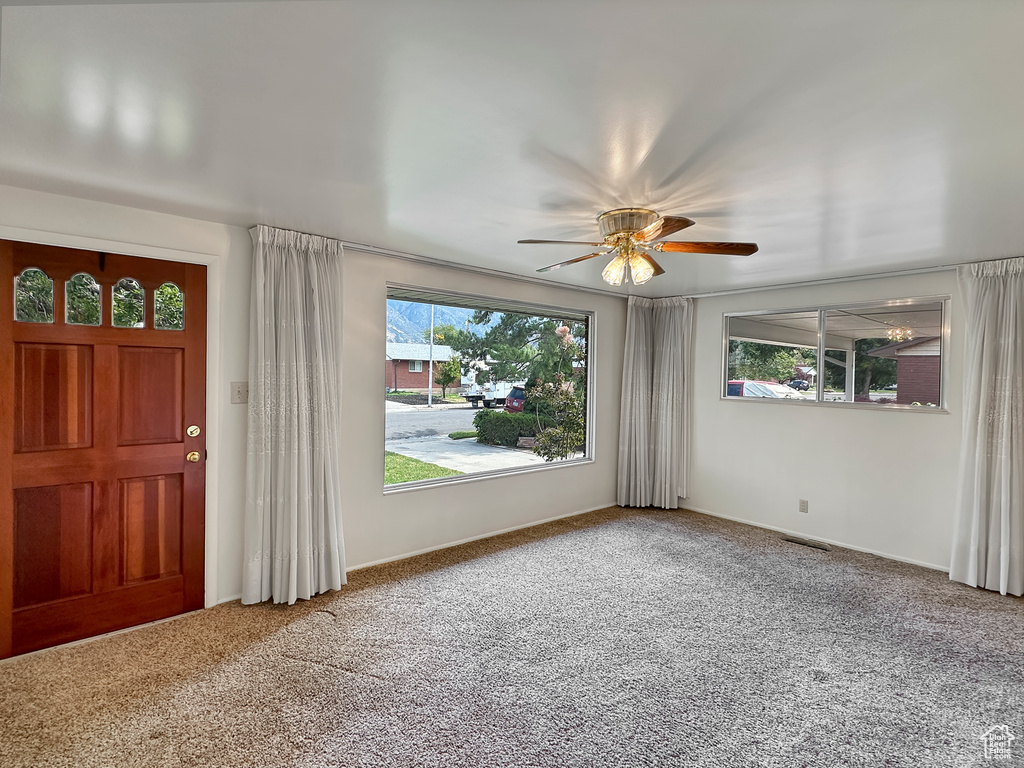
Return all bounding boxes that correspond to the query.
[386,300,498,344]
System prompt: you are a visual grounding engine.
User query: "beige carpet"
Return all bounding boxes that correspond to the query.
[1,507,1022,768]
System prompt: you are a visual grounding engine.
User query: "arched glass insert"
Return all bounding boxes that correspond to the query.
[65,273,102,326]
[154,282,184,330]
[14,268,54,323]
[112,277,145,328]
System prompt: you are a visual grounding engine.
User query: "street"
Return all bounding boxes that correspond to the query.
[385,403,479,441]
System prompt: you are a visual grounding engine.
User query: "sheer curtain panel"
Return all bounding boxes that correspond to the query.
[617,296,693,509]
[950,257,1024,596]
[243,225,347,605]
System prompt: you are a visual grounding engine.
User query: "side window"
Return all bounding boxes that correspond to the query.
[724,299,946,408]
[14,268,54,323]
[408,360,422,373]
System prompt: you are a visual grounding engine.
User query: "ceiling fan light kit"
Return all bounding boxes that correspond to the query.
[520,207,758,286]
[601,251,628,286]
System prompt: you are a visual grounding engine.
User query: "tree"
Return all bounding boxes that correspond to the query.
[15,269,184,330]
[15,269,54,322]
[154,283,184,329]
[728,340,804,383]
[455,311,587,390]
[526,373,585,461]
[435,356,461,399]
[812,340,897,395]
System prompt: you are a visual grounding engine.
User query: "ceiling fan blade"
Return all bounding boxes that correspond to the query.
[518,239,607,246]
[536,251,611,273]
[634,216,695,243]
[641,252,666,276]
[653,241,758,256]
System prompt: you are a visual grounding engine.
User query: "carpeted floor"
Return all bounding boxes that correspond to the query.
[1,507,1022,767]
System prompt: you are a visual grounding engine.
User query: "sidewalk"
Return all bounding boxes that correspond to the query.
[385,435,548,473]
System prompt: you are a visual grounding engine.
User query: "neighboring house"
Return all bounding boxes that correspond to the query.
[385,342,455,393]
[867,337,941,405]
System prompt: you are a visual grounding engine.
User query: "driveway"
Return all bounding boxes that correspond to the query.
[384,400,554,475]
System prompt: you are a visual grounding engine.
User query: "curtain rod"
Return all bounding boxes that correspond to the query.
[682,263,971,300]
[261,226,1017,301]
[253,225,622,297]
[337,239,625,298]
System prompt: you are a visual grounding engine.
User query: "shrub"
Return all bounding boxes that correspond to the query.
[526,374,586,461]
[473,409,553,447]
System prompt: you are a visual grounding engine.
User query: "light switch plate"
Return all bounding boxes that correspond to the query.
[230,381,249,405]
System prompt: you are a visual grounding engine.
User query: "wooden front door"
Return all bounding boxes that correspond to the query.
[0,241,206,658]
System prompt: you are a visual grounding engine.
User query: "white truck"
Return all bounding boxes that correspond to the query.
[462,380,517,409]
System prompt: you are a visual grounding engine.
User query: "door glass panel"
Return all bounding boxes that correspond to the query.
[112,277,145,328]
[14,268,54,323]
[65,273,102,326]
[154,282,184,330]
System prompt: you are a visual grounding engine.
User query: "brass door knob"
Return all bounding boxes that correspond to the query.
[186,451,201,463]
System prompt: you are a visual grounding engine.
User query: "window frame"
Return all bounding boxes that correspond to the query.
[721,295,951,412]
[408,359,422,373]
[384,282,597,494]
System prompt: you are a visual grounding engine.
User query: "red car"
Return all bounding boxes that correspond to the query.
[504,386,526,413]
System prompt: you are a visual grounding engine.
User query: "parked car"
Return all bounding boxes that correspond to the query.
[504,385,526,413]
[727,380,804,398]
[787,379,810,391]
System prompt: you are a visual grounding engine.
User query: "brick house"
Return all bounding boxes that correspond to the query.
[867,336,940,405]
[385,342,455,393]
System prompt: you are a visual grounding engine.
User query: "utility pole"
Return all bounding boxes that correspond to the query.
[427,304,435,407]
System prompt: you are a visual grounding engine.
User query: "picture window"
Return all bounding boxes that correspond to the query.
[385,286,593,489]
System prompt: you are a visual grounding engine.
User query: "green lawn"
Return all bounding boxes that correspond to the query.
[448,430,477,440]
[384,451,463,484]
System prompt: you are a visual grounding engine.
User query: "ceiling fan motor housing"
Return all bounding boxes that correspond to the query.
[597,208,659,239]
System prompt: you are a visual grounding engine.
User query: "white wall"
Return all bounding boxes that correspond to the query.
[341,249,626,569]
[0,185,626,604]
[686,271,962,570]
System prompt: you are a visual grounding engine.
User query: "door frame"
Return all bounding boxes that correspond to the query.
[0,227,226,658]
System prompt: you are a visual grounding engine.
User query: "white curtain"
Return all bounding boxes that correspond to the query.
[950,257,1024,596]
[618,296,693,509]
[243,225,346,605]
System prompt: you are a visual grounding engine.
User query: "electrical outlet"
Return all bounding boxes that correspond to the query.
[799,499,809,514]
[230,381,249,405]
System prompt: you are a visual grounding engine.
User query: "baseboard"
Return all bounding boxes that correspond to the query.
[346,502,616,573]
[682,505,950,573]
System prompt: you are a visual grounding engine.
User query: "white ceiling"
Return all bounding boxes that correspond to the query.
[2,0,1023,297]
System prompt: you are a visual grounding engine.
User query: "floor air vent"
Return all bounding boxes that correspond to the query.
[782,536,833,552]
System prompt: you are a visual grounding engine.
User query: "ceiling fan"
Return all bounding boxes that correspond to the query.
[519,207,758,286]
